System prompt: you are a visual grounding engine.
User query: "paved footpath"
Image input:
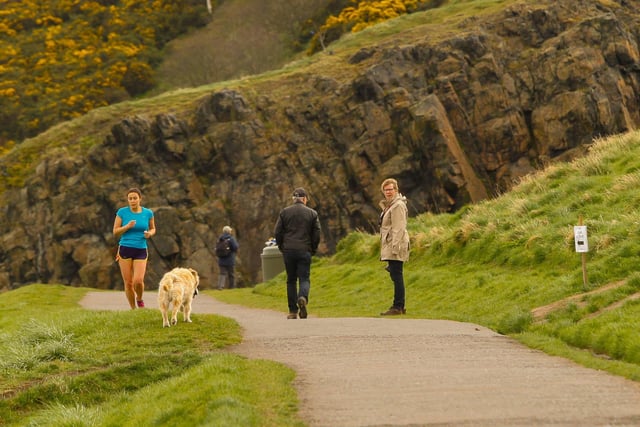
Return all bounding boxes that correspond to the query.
[80,291,640,427]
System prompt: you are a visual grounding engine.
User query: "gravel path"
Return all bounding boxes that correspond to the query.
[80,291,640,427]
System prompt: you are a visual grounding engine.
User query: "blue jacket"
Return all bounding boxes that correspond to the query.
[217,232,239,266]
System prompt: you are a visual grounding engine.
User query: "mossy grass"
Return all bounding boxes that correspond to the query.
[0,285,303,427]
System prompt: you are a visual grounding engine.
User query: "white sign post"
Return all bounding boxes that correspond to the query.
[574,217,588,287]
[574,225,588,253]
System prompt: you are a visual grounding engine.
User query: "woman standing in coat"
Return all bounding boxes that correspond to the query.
[378,178,410,315]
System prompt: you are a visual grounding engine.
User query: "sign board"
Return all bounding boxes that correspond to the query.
[574,225,588,253]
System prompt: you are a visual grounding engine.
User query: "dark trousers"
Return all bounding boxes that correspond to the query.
[387,260,405,309]
[218,265,235,289]
[283,250,311,313]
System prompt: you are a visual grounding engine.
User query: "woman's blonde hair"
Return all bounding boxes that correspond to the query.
[380,178,398,193]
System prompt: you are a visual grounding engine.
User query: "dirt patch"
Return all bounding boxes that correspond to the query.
[531,280,627,321]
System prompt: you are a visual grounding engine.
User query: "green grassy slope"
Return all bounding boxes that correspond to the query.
[0,285,302,426]
[216,131,640,381]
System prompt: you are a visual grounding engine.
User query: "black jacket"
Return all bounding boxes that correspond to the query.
[274,201,321,253]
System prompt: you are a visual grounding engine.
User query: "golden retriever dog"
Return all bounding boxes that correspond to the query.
[157,267,200,327]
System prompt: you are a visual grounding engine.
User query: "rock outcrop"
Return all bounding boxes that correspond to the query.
[1,0,639,290]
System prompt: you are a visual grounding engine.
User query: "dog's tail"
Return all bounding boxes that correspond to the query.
[160,273,178,293]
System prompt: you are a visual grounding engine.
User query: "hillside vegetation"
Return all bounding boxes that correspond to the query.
[0,0,436,150]
[0,0,211,147]
[155,0,347,89]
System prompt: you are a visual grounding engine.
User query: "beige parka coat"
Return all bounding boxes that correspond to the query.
[379,193,410,262]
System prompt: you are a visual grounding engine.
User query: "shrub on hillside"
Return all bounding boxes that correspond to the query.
[121,61,156,97]
[0,0,212,146]
[307,0,442,54]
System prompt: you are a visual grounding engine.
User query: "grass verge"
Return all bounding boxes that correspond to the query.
[0,285,303,427]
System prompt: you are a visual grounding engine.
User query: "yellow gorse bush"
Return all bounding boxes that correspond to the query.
[340,0,418,32]
[0,0,209,148]
[308,0,430,53]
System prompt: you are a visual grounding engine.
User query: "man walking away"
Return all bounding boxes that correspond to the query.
[216,225,239,289]
[274,187,321,319]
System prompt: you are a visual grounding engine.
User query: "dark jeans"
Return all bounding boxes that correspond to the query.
[218,265,235,289]
[283,250,311,313]
[387,260,405,309]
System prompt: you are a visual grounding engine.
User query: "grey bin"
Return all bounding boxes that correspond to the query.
[261,245,285,281]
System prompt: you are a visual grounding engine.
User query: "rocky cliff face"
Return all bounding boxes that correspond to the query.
[1,0,639,290]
